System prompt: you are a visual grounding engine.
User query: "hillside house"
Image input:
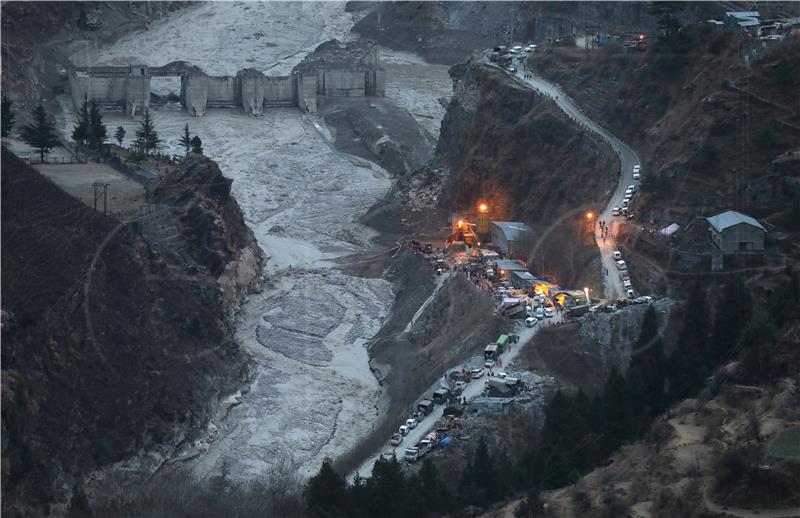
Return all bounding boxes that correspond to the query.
[706,210,766,252]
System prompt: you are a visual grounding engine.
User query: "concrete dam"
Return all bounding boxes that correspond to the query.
[69,40,385,117]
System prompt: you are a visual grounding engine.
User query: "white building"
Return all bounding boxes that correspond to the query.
[706,210,766,252]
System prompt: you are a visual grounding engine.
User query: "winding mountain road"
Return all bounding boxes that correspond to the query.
[486,53,641,299]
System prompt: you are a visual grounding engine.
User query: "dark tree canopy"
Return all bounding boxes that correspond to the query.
[20,105,59,162]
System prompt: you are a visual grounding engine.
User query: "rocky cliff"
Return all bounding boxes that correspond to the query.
[0,148,261,516]
[435,61,618,291]
[149,153,264,317]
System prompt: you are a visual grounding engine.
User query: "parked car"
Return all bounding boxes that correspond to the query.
[391,433,403,446]
[544,307,555,318]
[612,251,622,260]
[381,451,396,460]
[471,368,485,378]
[535,307,545,319]
[623,279,633,289]
[625,187,634,196]
[506,65,517,73]
[633,165,641,174]
[484,359,496,369]
[406,418,418,429]
[634,296,653,305]
[496,372,508,379]
[612,207,621,216]
[399,425,410,436]
[628,184,637,192]
[627,289,636,299]
[525,316,537,327]
[622,199,630,207]
[633,171,641,180]
[616,260,628,270]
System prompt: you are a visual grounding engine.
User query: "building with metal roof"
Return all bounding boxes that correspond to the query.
[706,210,766,252]
[490,221,531,258]
[494,259,528,279]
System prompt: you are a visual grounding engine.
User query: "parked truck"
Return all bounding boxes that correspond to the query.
[417,399,435,415]
[403,431,438,463]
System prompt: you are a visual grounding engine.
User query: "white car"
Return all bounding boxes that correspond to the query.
[625,187,634,196]
[484,359,495,369]
[622,199,630,207]
[390,433,403,446]
[627,289,636,299]
[612,251,622,260]
[399,425,410,436]
[633,165,641,173]
[496,372,508,379]
[616,260,628,270]
[544,307,555,318]
[535,307,545,319]
[623,279,633,289]
[406,418,418,429]
[633,172,641,180]
[525,316,537,327]
[628,184,637,192]
[634,296,653,305]
[381,451,396,460]
[611,207,621,216]
[506,65,517,73]
[471,368,485,378]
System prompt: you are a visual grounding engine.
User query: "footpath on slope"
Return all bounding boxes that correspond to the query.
[484,54,641,300]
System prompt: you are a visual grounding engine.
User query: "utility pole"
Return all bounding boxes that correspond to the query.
[92,182,110,214]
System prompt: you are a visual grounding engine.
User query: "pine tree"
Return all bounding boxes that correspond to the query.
[134,110,160,155]
[649,1,684,38]
[20,105,59,163]
[72,94,90,147]
[601,368,635,456]
[710,276,752,364]
[114,126,126,147]
[179,123,191,155]
[87,100,107,149]
[667,282,710,400]
[737,310,776,382]
[471,437,498,507]
[305,459,353,518]
[627,306,666,422]
[364,457,410,517]
[2,95,15,137]
[190,135,203,155]
[417,460,453,515]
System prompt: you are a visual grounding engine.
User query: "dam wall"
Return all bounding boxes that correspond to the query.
[70,53,383,117]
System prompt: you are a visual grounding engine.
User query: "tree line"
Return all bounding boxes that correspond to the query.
[1,95,204,164]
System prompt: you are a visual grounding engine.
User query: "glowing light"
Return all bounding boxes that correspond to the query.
[586,212,594,220]
[457,219,464,228]
[639,34,645,40]
[478,203,489,213]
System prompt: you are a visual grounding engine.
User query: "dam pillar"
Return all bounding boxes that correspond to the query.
[125,64,150,118]
[181,73,208,116]
[237,69,265,116]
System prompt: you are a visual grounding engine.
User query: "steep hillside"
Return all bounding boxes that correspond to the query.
[528,28,800,237]
[435,61,618,291]
[349,1,722,65]
[0,148,259,516]
[1,1,186,115]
